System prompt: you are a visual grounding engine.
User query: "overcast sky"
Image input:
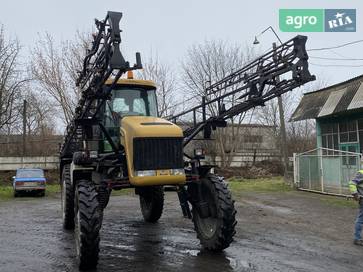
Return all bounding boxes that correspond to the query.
[1,0,362,90]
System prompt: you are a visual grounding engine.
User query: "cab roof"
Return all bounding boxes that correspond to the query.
[105,78,156,89]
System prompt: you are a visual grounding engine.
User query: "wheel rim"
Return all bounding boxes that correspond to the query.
[195,182,219,239]
[198,217,218,239]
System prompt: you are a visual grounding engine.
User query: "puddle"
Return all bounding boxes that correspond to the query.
[103,243,137,252]
[243,200,292,215]
[180,249,200,256]
[227,257,255,271]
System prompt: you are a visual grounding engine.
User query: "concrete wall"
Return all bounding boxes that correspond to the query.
[204,149,281,167]
[0,156,59,171]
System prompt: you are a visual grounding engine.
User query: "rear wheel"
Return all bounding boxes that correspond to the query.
[61,164,74,230]
[74,180,102,270]
[139,186,164,223]
[192,174,237,251]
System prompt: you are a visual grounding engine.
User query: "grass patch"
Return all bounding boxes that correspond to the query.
[319,196,357,208]
[0,186,13,201]
[0,184,61,201]
[228,177,292,194]
[0,182,134,202]
[45,184,61,197]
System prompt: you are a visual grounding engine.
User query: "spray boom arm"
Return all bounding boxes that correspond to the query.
[60,11,142,158]
[167,35,315,146]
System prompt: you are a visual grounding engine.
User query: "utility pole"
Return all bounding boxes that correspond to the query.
[273,42,289,182]
[254,27,289,183]
[22,100,27,156]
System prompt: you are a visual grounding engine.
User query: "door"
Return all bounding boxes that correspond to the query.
[339,143,360,190]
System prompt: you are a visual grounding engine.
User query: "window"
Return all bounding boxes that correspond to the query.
[321,123,338,134]
[102,87,158,152]
[358,118,363,130]
[104,87,158,128]
[359,131,363,153]
[109,88,157,118]
[16,169,44,178]
[320,122,339,151]
[339,120,357,143]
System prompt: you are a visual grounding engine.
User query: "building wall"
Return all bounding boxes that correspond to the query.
[0,156,59,171]
[0,135,62,156]
[182,124,279,166]
[316,111,363,154]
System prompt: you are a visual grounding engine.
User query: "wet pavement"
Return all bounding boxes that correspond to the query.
[0,191,363,272]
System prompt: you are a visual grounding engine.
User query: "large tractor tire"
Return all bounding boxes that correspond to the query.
[61,164,74,230]
[74,180,102,270]
[139,186,164,223]
[192,174,237,251]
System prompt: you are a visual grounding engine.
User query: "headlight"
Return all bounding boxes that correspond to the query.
[135,170,156,177]
[194,148,205,158]
[171,168,185,175]
[90,151,98,158]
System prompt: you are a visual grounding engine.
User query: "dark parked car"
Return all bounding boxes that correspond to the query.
[13,168,46,197]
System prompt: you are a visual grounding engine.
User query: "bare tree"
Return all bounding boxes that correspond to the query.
[180,40,256,167]
[256,99,280,139]
[285,80,328,154]
[256,79,328,156]
[30,32,90,125]
[23,89,55,136]
[137,55,176,117]
[0,25,26,132]
[255,92,295,158]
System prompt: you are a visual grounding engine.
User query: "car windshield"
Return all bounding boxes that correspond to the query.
[16,169,44,178]
[106,87,158,120]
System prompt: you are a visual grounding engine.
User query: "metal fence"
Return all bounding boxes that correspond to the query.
[294,148,361,196]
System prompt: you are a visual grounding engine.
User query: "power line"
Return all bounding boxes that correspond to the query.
[310,62,363,68]
[310,56,363,61]
[308,40,363,52]
[331,50,349,58]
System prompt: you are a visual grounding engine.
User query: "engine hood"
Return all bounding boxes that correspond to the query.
[121,116,183,138]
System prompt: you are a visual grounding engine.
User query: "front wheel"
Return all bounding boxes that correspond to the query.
[139,186,164,223]
[74,180,103,270]
[61,164,74,230]
[192,174,237,251]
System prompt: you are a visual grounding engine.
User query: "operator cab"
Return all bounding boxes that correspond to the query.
[101,76,158,152]
[106,85,158,120]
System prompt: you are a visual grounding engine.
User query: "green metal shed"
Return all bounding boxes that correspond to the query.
[291,74,363,195]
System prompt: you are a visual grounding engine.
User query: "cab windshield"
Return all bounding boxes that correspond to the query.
[102,86,158,152]
[107,87,158,120]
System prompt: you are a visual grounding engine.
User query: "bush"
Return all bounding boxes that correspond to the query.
[215,160,283,179]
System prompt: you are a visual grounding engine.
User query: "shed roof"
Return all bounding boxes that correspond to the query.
[290,74,363,121]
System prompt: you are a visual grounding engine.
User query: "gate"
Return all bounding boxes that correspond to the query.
[294,148,361,196]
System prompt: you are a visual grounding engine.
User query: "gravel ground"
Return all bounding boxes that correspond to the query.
[0,190,362,272]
